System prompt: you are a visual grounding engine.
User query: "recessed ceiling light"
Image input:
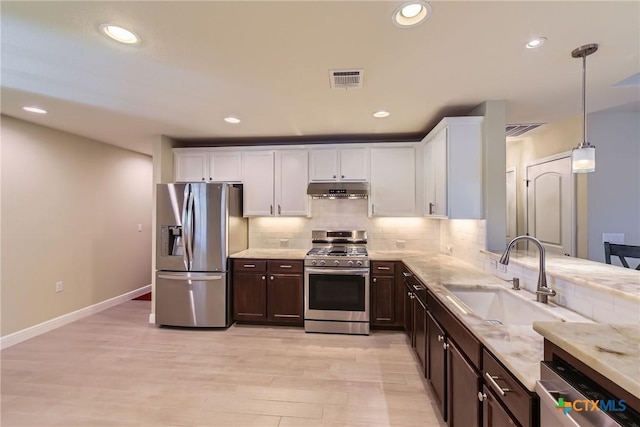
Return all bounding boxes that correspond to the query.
[373,110,390,118]
[525,37,547,49]
[224,116,241,124]
[392,1,432,28]
[22,106,48,114]
[99,24,140,44]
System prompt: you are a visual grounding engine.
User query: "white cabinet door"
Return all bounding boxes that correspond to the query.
[242,151,274,216]
[422,117,483,219]
[424,128,451,217]
[370,147,416,216]
[339,148,368,181]
[175,152,207,182]
[309,149,339,181]
[276,150,309,216]
[209,152,242,182]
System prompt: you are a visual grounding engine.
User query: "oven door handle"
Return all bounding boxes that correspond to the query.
[305,267,370,276]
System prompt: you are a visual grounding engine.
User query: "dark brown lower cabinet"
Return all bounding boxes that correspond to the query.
[481,385,518,427]
[233,272,267,321]
[413,295,427,375]
[371,275,395,324]
[403,280,414,340]
[267,273,303,324]
[447,339,481,427]
[233,259,303,325]
[427,311,447,420]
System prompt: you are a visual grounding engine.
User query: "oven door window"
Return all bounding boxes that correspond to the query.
[308,274,366,311]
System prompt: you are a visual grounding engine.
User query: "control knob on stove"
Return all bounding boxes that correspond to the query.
[356,260,363,267]
[333,260,340,266]
[347,261,354,267]
[311,260,317,266]
[319,260,326,266]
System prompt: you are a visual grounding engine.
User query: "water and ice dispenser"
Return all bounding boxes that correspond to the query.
[160,225,183,256]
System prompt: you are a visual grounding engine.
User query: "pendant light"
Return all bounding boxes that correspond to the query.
[571,43,598,173]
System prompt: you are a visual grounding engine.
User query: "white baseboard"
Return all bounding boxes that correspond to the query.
[148,313,156,324]
[0,284,151,350]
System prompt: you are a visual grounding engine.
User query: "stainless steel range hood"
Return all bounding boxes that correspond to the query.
[306,182,369,199]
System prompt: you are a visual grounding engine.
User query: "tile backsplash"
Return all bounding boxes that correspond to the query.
[440,219,487,269]
[249,199,440,250]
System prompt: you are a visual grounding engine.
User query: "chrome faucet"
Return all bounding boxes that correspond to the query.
[499,236,556,303]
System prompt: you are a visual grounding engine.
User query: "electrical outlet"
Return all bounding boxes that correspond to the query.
[279,239,289,248]
[490,259,497,269]
[396,240,406,249]
[55,281,63,293]
[137,224,143,232]
[499,264,507,273]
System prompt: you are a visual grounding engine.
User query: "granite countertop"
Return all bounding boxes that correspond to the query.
[483,249,640,304]
[230,248,308,260]
[388,251,592,392]
[533,322,640,399]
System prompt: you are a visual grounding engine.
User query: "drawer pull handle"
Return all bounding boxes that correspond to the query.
[442,343,449,350]
[402,272,412,277]
[243,264,256,268]
[377,266,391,271]
[373,277,377,283]
[485,372,510,396]
[261,276,266,280]
[437,335,444,342]
[477,392,487,402]
[280,265,292,268]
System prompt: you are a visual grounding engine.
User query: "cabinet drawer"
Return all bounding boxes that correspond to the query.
[372,261,395,275]
[483,349,535,427]
[267,260,303,274]
[233,259,267,273]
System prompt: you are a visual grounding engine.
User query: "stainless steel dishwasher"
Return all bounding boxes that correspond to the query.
[536,360,640,427]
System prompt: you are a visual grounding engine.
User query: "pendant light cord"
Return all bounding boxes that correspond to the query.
[582,53,587,146]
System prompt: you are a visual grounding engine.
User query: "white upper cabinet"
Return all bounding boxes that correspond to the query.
[309,147,368,182]
[175,151,208,182]
[208,152,242,182]
[174,149,242,182]
[242,151,275,216]
[422,117,483,219]
[275,150,309,216]
[370,146,416,217]
[242,150,309,217]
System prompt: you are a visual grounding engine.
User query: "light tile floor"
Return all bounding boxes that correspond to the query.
[1,300,446,427]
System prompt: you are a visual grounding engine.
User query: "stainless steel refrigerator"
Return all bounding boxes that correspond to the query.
[155,183,247,327]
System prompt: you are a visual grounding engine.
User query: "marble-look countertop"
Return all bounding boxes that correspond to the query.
[533,322,640,399]
[390,252,592,392]
[483,249,640,303]
[230,248,308,260]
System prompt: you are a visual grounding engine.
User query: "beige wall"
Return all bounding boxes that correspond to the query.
[506,115,589,258]
[1,116,153,336]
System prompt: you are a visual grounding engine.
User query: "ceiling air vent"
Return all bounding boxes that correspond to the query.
[329,69,364,89]
[505,123,545,138]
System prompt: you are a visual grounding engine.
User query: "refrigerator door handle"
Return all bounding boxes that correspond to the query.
[185,187,195,271]
[180,184,191,270]
[157,274,224,281]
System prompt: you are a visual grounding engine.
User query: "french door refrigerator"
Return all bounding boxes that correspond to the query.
[155,183,247,327]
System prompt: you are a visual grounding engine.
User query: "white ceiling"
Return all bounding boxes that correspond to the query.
[2,1,639,156]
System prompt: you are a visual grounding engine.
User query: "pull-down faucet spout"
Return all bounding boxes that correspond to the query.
[499,236,556,304]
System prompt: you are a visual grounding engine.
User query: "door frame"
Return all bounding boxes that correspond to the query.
[506,166,517,243]
[524,151,576,256]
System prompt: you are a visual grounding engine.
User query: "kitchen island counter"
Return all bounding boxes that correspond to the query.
[533,322,640,400]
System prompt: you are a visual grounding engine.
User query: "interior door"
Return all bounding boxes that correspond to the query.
[526,155,575,256]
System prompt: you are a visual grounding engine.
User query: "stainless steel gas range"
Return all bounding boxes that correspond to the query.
[304,230,370,335]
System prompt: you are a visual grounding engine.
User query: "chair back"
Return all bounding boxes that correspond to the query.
[604,242,640,270]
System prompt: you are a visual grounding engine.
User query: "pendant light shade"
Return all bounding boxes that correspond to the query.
[571,43,598,173]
